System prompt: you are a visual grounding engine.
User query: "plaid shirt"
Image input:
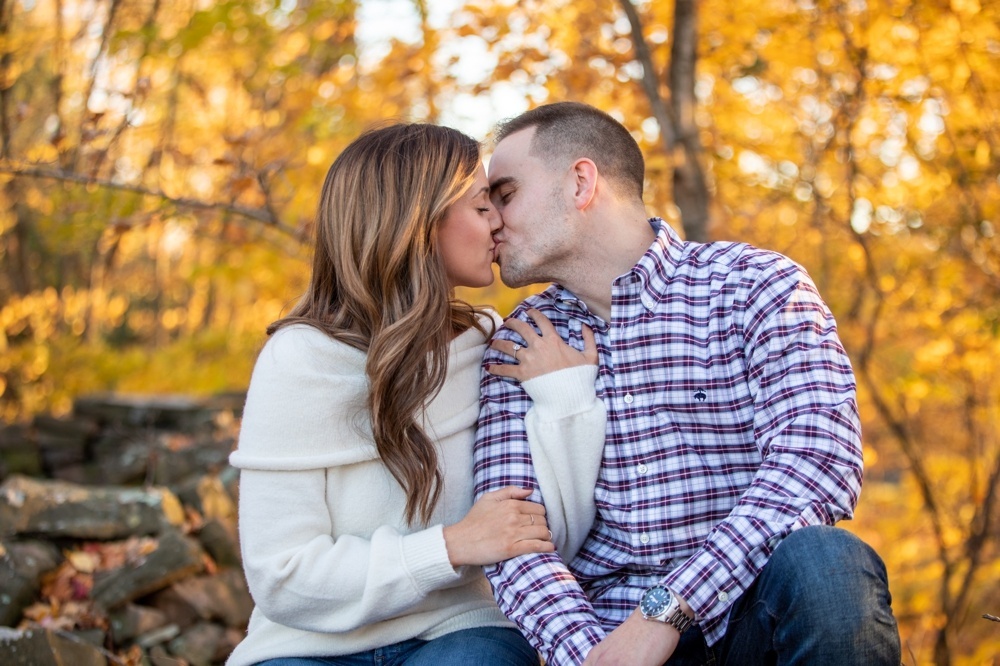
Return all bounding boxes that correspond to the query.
[473,219,863,666]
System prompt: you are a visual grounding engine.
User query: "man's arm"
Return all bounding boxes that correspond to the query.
[662,265,863,629]
[587,260,863,664]
[474,317,608,666]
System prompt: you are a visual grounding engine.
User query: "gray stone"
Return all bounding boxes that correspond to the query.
[109,603,169,644]
[197,518,241,569]
[202,391,246,419]
[152,439,232,488]
[68,628,106,646]
[74,393,217,431]
[145,586,201,629]
[0,425,41,478]
[35,431,88,474]
[170,570,253,628]
[136,623,182,648]
[32,414,100,440]
[168,622,225,666]
[149,643,188,665]
[0,475,182,539]
[92,529,205,610]
[0,539,61,625]
[217,627,243,662]
[91,433,157,486]
[0,627,108,665]
[0,424,30,447]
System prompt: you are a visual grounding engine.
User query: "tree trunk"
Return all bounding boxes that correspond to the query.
[620,0,710,242]
[668,0,709,242]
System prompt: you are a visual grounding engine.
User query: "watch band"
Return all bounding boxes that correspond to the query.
[658,602,695,633]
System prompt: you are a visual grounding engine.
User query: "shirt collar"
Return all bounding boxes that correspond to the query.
[551,217,686,315]
[620,218,685,310]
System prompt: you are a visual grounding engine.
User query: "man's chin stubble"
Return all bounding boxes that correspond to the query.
[499,263,546,289]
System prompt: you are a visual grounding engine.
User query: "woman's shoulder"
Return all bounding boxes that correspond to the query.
[478,307,504,330]
[235,325,373,471]
[448,310,499,360]
[260,323,366,371]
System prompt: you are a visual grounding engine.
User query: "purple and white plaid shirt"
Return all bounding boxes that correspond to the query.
[474,219,863,666]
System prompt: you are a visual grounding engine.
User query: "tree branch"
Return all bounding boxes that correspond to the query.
[618,0,678,148]
[0,164,306,242]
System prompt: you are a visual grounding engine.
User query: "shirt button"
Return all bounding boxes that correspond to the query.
[718,591,729,603]
[623,393,634,404]
[639,533,650,544]
[637,463,648,474]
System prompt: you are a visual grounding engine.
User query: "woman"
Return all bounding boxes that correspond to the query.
[227,124,602,666]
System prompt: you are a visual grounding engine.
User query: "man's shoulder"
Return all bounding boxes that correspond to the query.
[508,285,564,316]
[676,239,804,283]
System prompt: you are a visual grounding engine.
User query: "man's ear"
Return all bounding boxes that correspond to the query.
[569,158,598,211]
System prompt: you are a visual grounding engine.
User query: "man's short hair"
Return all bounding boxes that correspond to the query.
[494,102,645,200]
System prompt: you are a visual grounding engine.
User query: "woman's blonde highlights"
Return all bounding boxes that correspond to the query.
[270,124,492,525]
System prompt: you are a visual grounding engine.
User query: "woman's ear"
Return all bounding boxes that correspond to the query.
[570,158,598,211]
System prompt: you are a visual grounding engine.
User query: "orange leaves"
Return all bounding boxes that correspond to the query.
[21,538,160,633]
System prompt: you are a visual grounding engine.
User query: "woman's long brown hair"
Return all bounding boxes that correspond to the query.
[268,124,493,525]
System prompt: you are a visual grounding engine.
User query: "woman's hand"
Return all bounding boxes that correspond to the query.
[488,308,597,382]
[443,486,554,567]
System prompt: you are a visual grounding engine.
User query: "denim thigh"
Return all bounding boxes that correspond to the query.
[714,525,901,666]
[255,628,538,666]
[404,627,539,666]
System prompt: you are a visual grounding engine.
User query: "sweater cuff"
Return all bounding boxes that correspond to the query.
[400,524,462,595]
[521,365,599,421]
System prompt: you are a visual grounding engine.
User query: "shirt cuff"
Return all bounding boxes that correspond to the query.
[521,365,599,421]
[546,622,605,666]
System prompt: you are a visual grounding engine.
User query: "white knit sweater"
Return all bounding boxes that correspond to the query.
[226,315,604,665]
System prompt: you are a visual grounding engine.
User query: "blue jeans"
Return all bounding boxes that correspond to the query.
[254,626,539,666]
[666,525,901,666]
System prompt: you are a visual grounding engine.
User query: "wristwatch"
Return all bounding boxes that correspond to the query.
[639,585,695,633]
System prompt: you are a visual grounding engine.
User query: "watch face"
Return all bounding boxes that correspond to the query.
[640,586,672,617]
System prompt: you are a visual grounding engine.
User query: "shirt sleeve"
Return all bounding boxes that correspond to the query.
[663,262,863,632]
[474,323,607,666]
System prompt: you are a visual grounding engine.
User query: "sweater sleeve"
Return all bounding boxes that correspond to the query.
[232,326,462,633]
[237,469,460,633]
[521,365,605,560]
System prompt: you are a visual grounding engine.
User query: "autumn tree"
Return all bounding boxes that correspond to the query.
[1,1,997,663]
[0,0,366,417]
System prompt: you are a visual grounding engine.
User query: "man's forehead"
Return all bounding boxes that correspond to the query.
[488,127,537,183]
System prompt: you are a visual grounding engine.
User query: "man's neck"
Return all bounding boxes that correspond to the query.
[558,211,656,324]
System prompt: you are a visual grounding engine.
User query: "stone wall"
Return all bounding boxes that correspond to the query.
[0,393,250,666]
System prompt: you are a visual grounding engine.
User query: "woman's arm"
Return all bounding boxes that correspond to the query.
[488,309,605,560]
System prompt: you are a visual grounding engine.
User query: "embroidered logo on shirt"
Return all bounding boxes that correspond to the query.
[694,389,707,402]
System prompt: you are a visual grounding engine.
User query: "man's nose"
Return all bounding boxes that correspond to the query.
[490,208,504,232]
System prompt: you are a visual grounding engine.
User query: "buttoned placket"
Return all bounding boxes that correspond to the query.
[606,272,659,554]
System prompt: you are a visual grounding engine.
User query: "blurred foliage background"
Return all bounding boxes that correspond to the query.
[0,0,998,663]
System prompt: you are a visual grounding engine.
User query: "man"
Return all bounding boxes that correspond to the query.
[473,102,900,666]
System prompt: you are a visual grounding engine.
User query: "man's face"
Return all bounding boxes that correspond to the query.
[488,127,570,288]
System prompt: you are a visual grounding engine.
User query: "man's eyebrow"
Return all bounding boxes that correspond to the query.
[489,176,516,192]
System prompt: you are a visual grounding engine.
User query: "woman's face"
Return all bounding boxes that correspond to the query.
[438,165,502,289]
